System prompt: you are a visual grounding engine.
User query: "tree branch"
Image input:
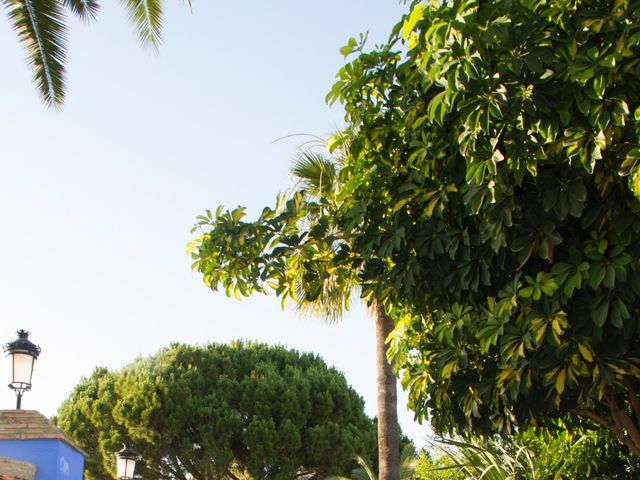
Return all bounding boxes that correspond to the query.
[147,462,186,480]
[602,390,624,433]
[604,390,640,456]
[177,455,205,480]
[624,376,640,426]
[570,407,614,431]
[614,409,640,455]
[165,454,191,480]
[571,406,640,455]
[293,469,321,479]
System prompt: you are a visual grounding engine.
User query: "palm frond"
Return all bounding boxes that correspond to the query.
[293,266,354,323]
[62,0,99,21]
[334,450,418,480]
[120,0,163,49]
[287,145,357,323]
[399,444,418,479]
[353,455,377,480]
[427,437,538,480]
[291,151,338,198]
[4,0,67,107]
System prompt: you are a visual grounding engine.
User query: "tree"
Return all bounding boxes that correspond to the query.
[321,0,640,456]
[54,341,377,480]
[190,144,402,480]
[192,0,640,458]
[3,0,190,107]
[291,149,402,480]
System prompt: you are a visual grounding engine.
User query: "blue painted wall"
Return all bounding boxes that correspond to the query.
[0,439,84,480]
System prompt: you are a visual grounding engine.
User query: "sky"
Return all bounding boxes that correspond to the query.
[0,1,431,446]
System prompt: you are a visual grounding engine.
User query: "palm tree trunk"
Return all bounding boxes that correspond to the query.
[374,301,400,480]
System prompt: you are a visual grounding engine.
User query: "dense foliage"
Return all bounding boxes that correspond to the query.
[191,0,640,457]
[55,342,376,480]
[414,423,640,479]
[518,423,640,478]
[331,0,640,452]
[414,450,464,480]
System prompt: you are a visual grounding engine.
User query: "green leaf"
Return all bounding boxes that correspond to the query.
[592,74,605,98]
[578,343,593,362]
[603,265,616,289]
[588,264,606,289]
[519,287,533,299]
[428,90,448,125]
[591,296,609,328]
[618,148,640,176]
[339,37,357,57]
[599,54,616,68]
[555,368,566,394]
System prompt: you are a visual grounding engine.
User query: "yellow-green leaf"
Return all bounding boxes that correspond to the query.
[555,369,566,394]
[578,343,593,362]
[402,3,425,41]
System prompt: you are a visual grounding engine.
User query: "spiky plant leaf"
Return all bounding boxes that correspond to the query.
[120,0,163,49]
[427,438,538,480]
[327,446,418,480]
[399,444,419,479]
[3,0,67,107]
[351,455,377,480]
[62,0,99,20]
[291,151,338,196]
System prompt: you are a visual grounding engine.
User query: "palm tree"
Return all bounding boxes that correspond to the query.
[290,144,401,480]
[3,0,190,107]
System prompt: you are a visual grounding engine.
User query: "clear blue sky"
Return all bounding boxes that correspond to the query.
[0,1,430,445]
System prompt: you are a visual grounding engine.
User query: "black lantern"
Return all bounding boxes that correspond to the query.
[4,330,41,409]
[116,445,139,479]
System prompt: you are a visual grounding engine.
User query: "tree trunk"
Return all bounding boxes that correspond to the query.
[374,301,400,480]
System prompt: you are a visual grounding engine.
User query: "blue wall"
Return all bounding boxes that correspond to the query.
[0,439,84,480]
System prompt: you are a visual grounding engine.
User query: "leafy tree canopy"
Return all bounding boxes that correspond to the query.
[54,341,376,480]
[191,0,640,456]
[325,0,640,454]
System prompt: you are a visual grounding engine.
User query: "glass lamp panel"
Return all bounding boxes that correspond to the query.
[125,458,136,478]
[117,457,136,479]
[11,352,35,385]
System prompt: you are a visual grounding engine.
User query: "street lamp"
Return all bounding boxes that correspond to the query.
[3,330,41,409]
[116,445,139,479]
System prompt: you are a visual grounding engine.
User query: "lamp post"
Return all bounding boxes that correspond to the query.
[3,330,41,409]
[116,445,139,479]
